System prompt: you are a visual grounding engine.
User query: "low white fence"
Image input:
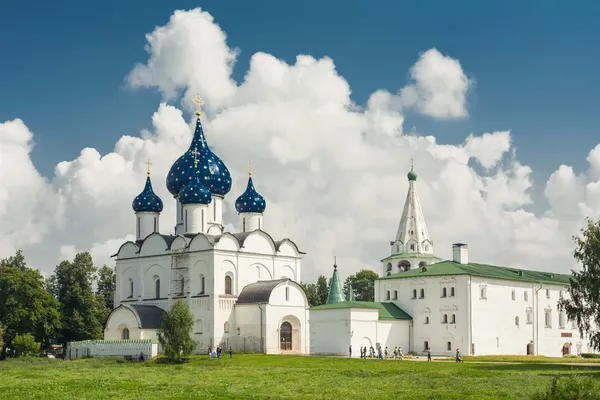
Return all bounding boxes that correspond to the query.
[66,339,159,360]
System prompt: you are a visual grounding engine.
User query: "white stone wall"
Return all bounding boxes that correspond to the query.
[376,275,469,355]
[136,213,159,241]
[66,340,159,360]
[263,283,309,354]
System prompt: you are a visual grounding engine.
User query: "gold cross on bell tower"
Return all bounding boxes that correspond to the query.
[144,159,152,176]
[193,94,204,117]
[248,160,255,176]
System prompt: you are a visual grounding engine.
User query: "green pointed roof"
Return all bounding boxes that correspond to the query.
[345,283,355,301]
[326,263,345,304]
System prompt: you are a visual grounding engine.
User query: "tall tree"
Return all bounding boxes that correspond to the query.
[300,282,319,307]
[0,325,4,352]
[96,266,116,326]
[53,252,103,343]
[559,218,600,351]
[0,251,61,350]
[343,269,378,302]
[316,275,329,306]
[158,300,195,362]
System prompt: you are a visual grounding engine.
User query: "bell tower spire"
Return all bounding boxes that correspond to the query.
[380,160,440,276]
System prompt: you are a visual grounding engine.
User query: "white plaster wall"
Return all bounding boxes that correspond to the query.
[377,320,411,353]
[376,275,469,355]
[240,214,262,232]
[136,213,159,241]
[264,283,309,354]
[309,309,352,356]
[349,309,381,355]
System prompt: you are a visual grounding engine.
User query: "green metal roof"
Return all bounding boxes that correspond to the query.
[378,260,573,285]
[310,301,412,320]
[326,266,345,304]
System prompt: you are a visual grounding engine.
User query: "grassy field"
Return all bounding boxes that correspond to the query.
[1,354,600,399]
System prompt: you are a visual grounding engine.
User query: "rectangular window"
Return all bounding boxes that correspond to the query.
[526,310,533,324]
[393,290,398,300]
[412,289,417,299]
[480,287,487,300]
[153,217,157,232]
[447,341,452,351]
[419,289,425,299]
[545,310,552,328]
[386,291,390,300]
[546,289,550,298]
[136,217,140,238]
[511,290,516,300]
[200,276,205,294]
[451,314,456,324]
[450,287,455,297]
[524,291,528,301]
[442,314,448,324]
[285,287,290,301]
[442,287,447,298]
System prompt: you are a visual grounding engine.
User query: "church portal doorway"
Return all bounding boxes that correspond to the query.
[280,322,292,351]
[562,342,571,356]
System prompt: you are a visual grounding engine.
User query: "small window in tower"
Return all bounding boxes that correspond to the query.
[410,230,414,235]
[420,288,425,299]
[511,290,516,300]
[225,275,232,295]
[424,316,430,324]
[450,287,455,297]
[424,341,429,351]
[447,341,452,351]
[442,287,447,298]
[180,276,185,295]
[155,279,160,299]
[393,290,398,300]
[451,314,456,324]
[546,289,550,298]
[410,244,415,251]
[185,210,188,229]
[136,217,140,238]
[128,278,133,299]
[243,217,246,232]
[153,217,157,232]
[200,275,205,295]
[412,289,417,299]
[385,291,390,300]
[443,314,448,324]
[285,287,290,301]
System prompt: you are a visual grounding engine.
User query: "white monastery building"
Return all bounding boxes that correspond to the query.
[74,97,594,360]
[309,164,595,358]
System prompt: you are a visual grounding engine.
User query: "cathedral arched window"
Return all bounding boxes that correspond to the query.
[447,341,452,351]
[412,289,417,299]
[424,316,430,324]
[224,321,230,333]
[385,291,390,300]
[451,314,456,324]
[153,217,157,233]
[285,287,290,301]
[442,314,448,324]
[122,328,129,340]
[225,275,232,295]
[515,316,519,327]
[155,278,160,299]
[199,275,205,295]
[420,289,425,299]
[128,278,133,299]
[393,290,398,300]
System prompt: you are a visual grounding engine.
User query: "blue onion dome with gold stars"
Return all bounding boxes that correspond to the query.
[166,96,232,197]
[179,173,212,205]
[235,168,266,214]
[132,175,164,213]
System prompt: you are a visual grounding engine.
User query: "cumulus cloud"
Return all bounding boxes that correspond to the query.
[0,7,597,281]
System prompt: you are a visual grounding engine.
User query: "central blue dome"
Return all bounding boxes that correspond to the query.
[166,117,232,197]
[132,176,164,213]
[235,176,266,214]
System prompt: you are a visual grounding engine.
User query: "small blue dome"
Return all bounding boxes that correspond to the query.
[132,176,163,213]
[179,173,212,205]
[166,117,232,197]
[235,176,266,214]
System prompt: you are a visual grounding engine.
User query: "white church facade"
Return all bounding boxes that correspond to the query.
[102,97,309,355]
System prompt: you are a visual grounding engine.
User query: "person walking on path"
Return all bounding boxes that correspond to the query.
[229,348,233,359]
[349,345,352,358]
[427,348,432,362]
[456,348,462,362]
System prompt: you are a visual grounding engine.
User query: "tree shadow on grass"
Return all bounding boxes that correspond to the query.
[472,363,600,376]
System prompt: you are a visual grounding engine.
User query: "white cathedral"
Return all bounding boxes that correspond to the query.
[94,98,595,359]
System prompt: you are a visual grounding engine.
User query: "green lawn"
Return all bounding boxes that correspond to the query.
[1,355,599,399]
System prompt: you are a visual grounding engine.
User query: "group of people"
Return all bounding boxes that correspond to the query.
[355,346,405,360]
[208,346,233,359]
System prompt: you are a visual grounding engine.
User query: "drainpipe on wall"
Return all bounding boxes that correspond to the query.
[468,276,473,355]
[258,303,265,353]
[534,283,543,355]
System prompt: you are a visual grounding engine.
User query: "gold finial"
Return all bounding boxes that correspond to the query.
[191,147,200,168]
[193,94,204,117]
[410,157,415,170]
[248,160,255,176]
[144,159,152,176]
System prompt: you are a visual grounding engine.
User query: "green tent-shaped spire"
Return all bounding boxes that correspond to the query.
[326,259,345,304]
[345,282,355,301]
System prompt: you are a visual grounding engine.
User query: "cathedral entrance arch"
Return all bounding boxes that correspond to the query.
[562,342,571,356]
[279,315,301,352]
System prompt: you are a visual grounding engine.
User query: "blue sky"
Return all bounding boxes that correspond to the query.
[1,0,599,202]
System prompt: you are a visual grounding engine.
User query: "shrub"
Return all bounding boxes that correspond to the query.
[157,300,196,362]
[12,334,40,357]
[580,353,600,359]
[532,376,600,400]
[0,325,4,351]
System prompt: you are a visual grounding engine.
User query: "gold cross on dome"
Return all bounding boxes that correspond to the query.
[193,94,204,116]
[144,159,152,176]
[191,147,200,167]
[248,160,255,176]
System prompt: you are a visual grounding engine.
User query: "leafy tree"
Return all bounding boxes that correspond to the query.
[0,325,4,352]
[300,282,319,307]
[559,218,600,351]
[158,300,196,362]
[12,333,40,357]
[316,275,329,306]
[0,251,61,350]
[53,252,103,343]
[343,269,378,302]
[96,266,116,326]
